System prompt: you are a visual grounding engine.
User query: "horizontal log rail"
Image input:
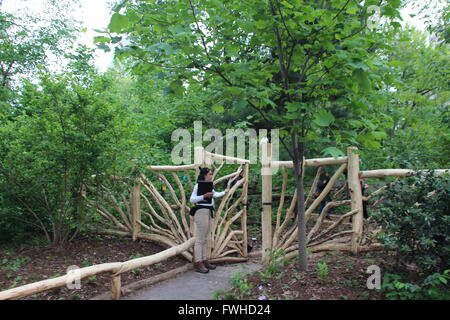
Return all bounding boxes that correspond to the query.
[203,150,251,164]
[0,238,196,300]
[360,169,449,178]
[147,164,198,172]
[271,156,348,168]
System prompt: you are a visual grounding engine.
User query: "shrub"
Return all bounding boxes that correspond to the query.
[0,56,124,246]
[372,171,450,273]
[229,271,254,298]
[381,270,450,300]
[316,261,329,283]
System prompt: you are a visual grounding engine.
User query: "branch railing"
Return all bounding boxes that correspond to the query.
[0,238,195,300]
[3,141,446,298]
[0,147,251,300]
[260,141,449,262]
[84,146,249,263]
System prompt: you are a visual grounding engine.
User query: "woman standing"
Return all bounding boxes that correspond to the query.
[190,167,229,273]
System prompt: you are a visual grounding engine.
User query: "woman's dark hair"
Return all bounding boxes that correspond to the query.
[197,167,212,181]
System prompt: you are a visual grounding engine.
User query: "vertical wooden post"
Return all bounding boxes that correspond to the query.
[261,140,273,262]
[347,147,363,254]
[80,184,86,198]
[242,162,249,257]
[131,179,141,241]
[111,275,121,300]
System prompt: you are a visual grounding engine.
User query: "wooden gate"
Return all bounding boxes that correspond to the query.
[260,142,382,262]
[83,146,250,263]
[259,141,448,262]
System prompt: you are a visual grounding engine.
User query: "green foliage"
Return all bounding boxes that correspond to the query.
[372,171,450,273]
[1,256,30,272]
[381,270,450,300]
[0,3,78,90]
[316,260,329,283]
[213,289,237,300]
[105,0,405,156]
[229,271,254,298]
[360,27,449,170]
[0,8,86,246]
[81,260,91,268]
[87,275,97,284]
[260,248,288,281]
[131,268,143,276]
[0,0,447,261]
[344,279,360,287]
[0,49,125,245]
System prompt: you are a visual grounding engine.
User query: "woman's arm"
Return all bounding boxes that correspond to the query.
[212,188,228,198]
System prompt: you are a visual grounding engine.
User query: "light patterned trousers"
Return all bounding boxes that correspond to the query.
[194,208,211,262]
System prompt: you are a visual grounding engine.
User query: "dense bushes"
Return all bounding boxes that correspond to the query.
[0,55,124,245]
[381,270,450,300]
[372,171,450,299]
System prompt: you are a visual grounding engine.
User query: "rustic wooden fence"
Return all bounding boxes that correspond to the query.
[0,147,250,300]
[260,141,448,262]
[84,146,250,263]
[1,143,447,299]
[0,238,195,300]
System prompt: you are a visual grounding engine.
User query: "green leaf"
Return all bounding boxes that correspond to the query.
[313,110,335,127]
[96,43,111,52]
[94,36,111,44]
[212,105,224,113]
[346,6,358,14]
[372,131,387,140]
[321,147,345,158]
[286,112,300,120]
[353,69,371,91]
[281,1,294,9]
[125,10,140,24]
[169,79,184,96]
[395,282,405,289]
[286,102,302,112]
[348,60,369,71]
[108,13,130,33]
[348,119,363,128]
[254,20,270,29]
[390,21,402,29]
[233,99,247,109]
[111,36,122,44]
[225,86,243,96]
[387,60,403,67]
[160,42,174,55]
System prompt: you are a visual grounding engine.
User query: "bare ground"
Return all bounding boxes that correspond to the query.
[0,234,187,300]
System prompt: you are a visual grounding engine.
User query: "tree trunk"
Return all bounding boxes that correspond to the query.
[292,132,307,271]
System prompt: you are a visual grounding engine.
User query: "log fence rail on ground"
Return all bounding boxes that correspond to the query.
[0,237,195,300]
